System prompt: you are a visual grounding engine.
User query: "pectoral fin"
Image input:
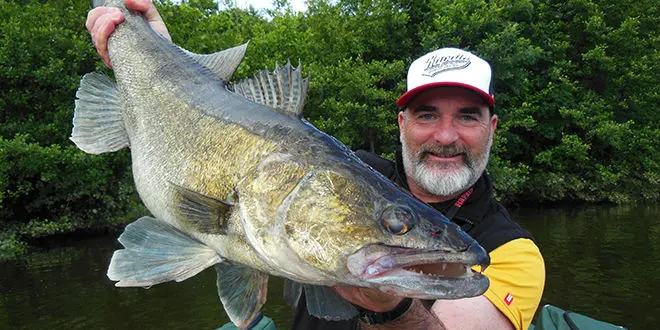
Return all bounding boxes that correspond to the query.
[171,182,236,235]
[107,216,222,287]
[283,279,303,309]
[285,281,359,320]
[70,73,129,154]
[215,263,268,329]
[303,284,358,320]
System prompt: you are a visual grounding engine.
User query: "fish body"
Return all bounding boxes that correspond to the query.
[71,1,490,327]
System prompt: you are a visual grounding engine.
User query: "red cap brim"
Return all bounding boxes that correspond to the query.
[396,82,495,108]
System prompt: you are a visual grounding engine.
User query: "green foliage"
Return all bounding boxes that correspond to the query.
[306,0,414,62]
[0,231,28,260]
[0,0,100,146]
[305,58,405,154]
[418,0,659,203]
[0,0,146,255]
[1,0,659,257]
[0,135,144,230]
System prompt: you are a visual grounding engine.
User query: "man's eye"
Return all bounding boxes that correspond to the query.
[419,113,436,120]
[461,115,478,121]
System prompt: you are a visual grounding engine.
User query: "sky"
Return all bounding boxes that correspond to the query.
[233,0,308,12]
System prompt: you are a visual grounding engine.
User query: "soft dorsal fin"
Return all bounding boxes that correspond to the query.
[179,42,249,82]
[232,61,310,118]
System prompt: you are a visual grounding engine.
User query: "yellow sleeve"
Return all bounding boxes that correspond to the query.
[475,238,545,330]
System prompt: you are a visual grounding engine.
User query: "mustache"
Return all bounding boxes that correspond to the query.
[417,143,468,160]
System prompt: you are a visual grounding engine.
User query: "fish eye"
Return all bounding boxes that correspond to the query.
[381,206,415,235]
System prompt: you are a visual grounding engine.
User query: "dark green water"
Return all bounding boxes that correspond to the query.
[515,204,659,330]
[1,205,657,329]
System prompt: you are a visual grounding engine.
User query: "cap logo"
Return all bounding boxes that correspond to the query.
[423,54,471,78]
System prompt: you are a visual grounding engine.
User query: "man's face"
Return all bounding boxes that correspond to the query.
[398,87,498,202]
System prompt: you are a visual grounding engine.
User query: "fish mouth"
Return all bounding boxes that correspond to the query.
[347,244,490,299]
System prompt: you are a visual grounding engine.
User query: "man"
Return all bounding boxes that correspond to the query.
[292,49,545,330]
[86,1,545,329]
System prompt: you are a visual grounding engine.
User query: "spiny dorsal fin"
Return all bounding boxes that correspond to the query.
[179,42,249,82]
[70,73,129,154]
[232,61,310,118]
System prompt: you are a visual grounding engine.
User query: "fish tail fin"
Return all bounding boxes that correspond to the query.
[70,72,129,154]
[107,216,222,287]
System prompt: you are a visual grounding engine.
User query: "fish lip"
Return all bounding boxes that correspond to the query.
[346,244,490,298]
[359,247,488,279]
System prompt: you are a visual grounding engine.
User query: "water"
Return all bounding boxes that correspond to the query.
[1,205,657,329]
[514,204,660,329]
[0,236,295,330]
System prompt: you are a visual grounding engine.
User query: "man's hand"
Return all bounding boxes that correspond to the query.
[85,0,171,68]
[333,285,404,312]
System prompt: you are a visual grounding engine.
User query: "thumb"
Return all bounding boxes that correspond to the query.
[125,0,172,41]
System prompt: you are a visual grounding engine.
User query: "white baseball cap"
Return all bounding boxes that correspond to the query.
[396,47,495,108]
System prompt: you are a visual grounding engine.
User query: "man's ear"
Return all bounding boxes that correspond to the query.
[398,111,405,143]
[398,111,405,130]
[490,114,498,134]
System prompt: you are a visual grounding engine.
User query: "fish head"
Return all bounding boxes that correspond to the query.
[344,194,491,299]
[278,160,490,299]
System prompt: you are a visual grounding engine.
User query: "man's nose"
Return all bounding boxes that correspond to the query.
[432,119,459,145]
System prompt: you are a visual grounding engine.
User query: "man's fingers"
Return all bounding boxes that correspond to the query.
[88,9,124,68]
[86,7,105,32]
[86,0,170,68]
[125,0,153,12]
[93,20,115,67]
[125,0,171,40]
[86,7,124,32]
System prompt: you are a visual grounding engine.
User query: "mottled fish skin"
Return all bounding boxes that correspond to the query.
[76,0,491,326]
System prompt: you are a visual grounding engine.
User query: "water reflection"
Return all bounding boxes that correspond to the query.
[1,205,658,329]
[0,236,294,329]
[514,204,659,329]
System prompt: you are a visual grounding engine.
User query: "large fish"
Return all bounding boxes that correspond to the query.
[71,0,489,327]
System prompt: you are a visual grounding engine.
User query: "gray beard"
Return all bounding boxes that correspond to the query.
[401,130,492,198]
